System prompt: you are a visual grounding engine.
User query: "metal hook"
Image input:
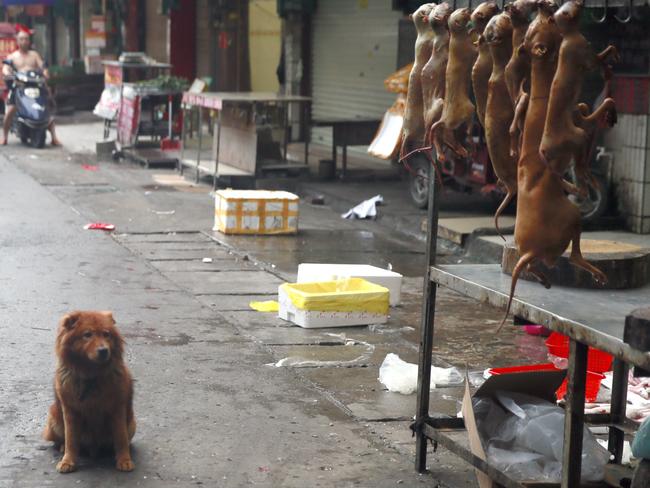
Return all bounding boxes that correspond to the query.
[590,0,608,23]
[614,0,632,23]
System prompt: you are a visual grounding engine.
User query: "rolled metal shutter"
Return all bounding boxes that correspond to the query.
[310,0,403,156]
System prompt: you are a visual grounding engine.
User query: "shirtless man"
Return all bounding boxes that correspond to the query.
[1,27,60,146]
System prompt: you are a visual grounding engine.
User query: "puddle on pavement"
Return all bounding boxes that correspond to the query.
[269,333,375,368]
[213,229,427,277]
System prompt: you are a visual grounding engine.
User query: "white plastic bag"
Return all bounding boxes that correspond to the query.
[474,392,610,483]
[378,353,462,395]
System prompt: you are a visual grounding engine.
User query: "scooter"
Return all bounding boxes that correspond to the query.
[2,59,50,148]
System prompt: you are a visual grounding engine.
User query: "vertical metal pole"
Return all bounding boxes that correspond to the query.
[415,166,440,473]
[179,106,186,175]
[342,144,347,179]
[196,107,203,184]
[331,128,337,168]
[304,101,310,166]
[283,101,289,162]
[608,358,629,463]
[214,108,222,190]
[562,340,588,488]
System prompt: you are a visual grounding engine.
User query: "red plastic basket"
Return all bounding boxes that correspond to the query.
[556,372,605,403]
[488,363,557,375]
[545,332,613,373]
[489,363,605,403]
[161,138,181,151]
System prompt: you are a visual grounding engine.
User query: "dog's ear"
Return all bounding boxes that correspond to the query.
[100,311,116,324]
[60,311,81,330]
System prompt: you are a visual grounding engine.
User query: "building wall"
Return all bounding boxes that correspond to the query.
[249,0,281,92]
[145,0,169,63]
[55,15,69,65]
[195,0,211,80]
[604,113,650,233]
[310,0,402,155]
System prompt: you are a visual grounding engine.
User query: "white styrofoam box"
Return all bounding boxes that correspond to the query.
[213,189,299,235]
[296,263,403,306]
[278,280,389,329]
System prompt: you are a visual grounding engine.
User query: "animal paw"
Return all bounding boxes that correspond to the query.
[595,272,608,286]
[56,459,76,473]
[455,146,469,159]
[116,457,135,472]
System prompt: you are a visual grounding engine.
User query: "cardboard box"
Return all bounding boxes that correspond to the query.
[461,370,566,488]
[213,190,299,235]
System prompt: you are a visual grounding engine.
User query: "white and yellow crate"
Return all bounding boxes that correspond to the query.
[278,278,390,328]
[213,189,299,235]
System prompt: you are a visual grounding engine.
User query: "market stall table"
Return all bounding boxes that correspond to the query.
[413,177,650,488]
[179,91,311,189]
[117,84,184,168]
[94,59,172,139]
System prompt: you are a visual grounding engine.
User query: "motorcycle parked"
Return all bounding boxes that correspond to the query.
[3,59,50,148]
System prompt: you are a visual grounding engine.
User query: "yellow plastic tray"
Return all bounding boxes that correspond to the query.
[279,278,389,315]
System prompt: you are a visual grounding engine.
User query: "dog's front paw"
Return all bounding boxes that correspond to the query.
[56,458,76,473]
[116,457,135,472]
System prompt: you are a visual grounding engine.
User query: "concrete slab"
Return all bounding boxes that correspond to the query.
[438,216,515,245]
[197,294,281,311]
[135,248,235,261]
[370,421,478,487]
[210,228,425,254]
[160,270,283,295]
[149,259,257,273]
[221,310,419,347]
[118,241,224,252]
[114,231,213,243]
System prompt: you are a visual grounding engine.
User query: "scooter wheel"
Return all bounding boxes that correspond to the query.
[30,128,46,149]
[18,124,28,144]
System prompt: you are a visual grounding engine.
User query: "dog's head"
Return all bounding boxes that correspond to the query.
[56,311,124,368]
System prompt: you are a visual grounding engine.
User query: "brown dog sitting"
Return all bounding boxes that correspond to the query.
[43,311,136,473]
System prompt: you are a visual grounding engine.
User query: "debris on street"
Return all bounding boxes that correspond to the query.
[378,353,462,395]
[249,300,279,313]
[83,222,115,231]
[341,194,383,220]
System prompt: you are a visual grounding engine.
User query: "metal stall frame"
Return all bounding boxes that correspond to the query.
[413,174,650,487]
[178,92,311,190]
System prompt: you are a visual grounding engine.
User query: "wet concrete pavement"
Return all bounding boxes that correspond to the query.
[0,150,436,487]
[0,128,554,488]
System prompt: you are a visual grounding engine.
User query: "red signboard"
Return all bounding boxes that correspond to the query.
[104,64,122,88]
[117,89,141,147]
[0,34,17,92]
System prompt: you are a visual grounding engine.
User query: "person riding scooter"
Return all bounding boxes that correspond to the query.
[1,24,60,146]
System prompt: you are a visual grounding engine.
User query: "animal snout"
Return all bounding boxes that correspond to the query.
[96,347,110,361]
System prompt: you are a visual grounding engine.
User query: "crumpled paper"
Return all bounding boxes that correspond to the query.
[342,195,383,220]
